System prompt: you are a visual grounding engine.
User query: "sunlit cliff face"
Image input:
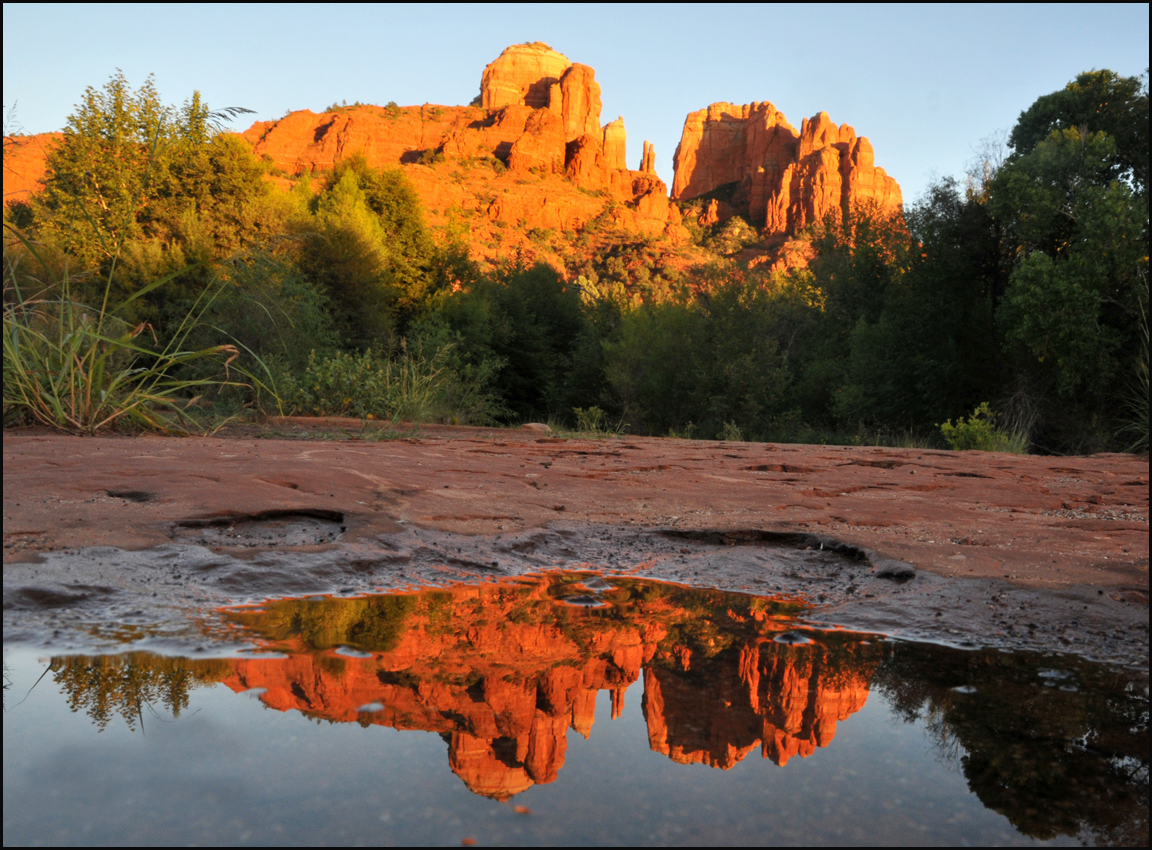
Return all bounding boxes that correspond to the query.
[206,574,881,800]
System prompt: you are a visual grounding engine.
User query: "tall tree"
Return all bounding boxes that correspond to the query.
[36,70,173,269]
[991,70,1149,448]
[1008,69,1148,195]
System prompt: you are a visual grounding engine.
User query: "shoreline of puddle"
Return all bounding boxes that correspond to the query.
[3,522,1148,671]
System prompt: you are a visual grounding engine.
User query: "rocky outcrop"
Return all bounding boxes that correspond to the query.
[640,140,656,174]
[479,42,572,111]
[602,117,627,171]
[2,132,62,205]
[5,46,904,275]
[558,63,602,142]
[234,43,674,254]
[672,102,902,236]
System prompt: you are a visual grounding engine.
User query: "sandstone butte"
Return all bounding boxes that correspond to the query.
[205,576,876,801]
[2,43,903,273]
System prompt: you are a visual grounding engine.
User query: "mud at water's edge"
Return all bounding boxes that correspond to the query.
[1,522,1147,670]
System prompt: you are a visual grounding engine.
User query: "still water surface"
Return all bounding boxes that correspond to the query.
[4,572,1146,845]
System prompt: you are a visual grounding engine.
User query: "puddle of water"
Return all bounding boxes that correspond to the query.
[4,573,1147,846]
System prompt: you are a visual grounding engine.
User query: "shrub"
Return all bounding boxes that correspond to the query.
[274,344,502,425]
[939,403,1028,453]
[573,406,604,432]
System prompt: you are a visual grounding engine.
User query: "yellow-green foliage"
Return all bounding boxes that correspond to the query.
[939,402,1028,453]
[3,229,240,433]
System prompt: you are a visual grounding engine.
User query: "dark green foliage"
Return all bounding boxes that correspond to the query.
[834,182,1000,428]
[990,72,1148,450]
[606,267,793,439]
[433,261,591,420]
[1008,69,1148,193]
[184,250,339,377]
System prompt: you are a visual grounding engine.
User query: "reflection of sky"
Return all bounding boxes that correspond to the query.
[3,648,1068,846]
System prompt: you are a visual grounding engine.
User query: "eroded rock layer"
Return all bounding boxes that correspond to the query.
[239,42,675,250]
[671,102,903,235]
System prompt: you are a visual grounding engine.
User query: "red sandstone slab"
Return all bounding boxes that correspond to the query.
[3,427,1146,598]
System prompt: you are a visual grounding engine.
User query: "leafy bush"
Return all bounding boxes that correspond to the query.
[572,406,605,433]
[939,403,1028,453]
[604,267,792,439]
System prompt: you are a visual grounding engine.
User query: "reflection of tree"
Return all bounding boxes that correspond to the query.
[50,654,230,731]
[873,645,1148,846]
[228,593,417,653]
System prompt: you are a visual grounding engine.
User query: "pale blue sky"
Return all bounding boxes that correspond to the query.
[4,3,1148,204]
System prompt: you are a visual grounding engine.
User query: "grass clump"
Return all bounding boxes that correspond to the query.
[3,228,239,433]
[939,402,1028,453]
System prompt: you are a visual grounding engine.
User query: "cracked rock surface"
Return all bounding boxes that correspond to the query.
[4,424,1147,667]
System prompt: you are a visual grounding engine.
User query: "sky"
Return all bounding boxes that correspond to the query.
[4,3,1148,205]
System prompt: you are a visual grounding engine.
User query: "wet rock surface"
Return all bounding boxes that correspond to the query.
[3,426,1147,667]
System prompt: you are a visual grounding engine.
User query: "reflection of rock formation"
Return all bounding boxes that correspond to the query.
[643,639,872,768]
[49,598,1147,842]
[212,576,878,797]
[221,639,643,800]
[46,575,879,801]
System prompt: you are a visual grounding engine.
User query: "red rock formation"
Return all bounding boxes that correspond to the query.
[480,43,572,111]
[3,133,62,205]
[672,101,903,237]
[640,140,656,174]
[558,63,602,142]
[4,49,903,276]
[236,43,674,252]
[602,117,627,172]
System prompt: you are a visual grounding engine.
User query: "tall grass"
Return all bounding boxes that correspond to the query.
[3,226,240,433]
[1118,291,1148,454]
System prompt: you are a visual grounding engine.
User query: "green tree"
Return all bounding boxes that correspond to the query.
[434,261,588,421]
[1008,69,1148,194]
[794,202,910,425]
[992,122,1147,444]
[30,72,269,326]
[35,70,172,270]
[296,168,398,349]
[605,266,793,438]
[835,180,1001,428]
[322,154,436,311]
